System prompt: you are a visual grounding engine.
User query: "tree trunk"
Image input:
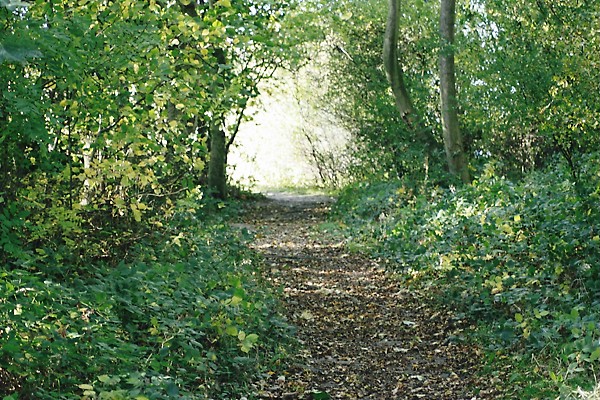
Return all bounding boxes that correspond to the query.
[207,121,227,198]
[439,0,470,183]
[207,44,229,198]
[180,0,228,198]
[383,0,415,127]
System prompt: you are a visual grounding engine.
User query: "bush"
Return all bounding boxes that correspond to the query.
[332,155,600,396]
[0,203,293,399]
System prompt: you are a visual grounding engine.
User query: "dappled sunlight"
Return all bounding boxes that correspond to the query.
[240,195,500,398]
[3,0,596,397]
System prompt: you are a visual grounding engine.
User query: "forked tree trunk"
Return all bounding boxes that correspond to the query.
[439,0,470,183]
[384,0,470,183]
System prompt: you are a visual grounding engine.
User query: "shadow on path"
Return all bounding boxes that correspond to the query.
[239,194,498,399]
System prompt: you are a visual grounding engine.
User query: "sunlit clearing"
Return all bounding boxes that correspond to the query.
[228,76,316,190]
[227,69,352,192]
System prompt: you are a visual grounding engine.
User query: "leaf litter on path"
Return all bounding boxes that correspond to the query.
[239,195,500,399]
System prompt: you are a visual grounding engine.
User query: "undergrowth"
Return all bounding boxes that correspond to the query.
[0,197,294,399]
[331,155,600,398]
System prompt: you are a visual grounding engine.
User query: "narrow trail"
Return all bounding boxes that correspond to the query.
[240,194,498,399]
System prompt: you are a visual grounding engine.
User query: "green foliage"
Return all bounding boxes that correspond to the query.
[307,0,444,183]
[305,0,600,186]
[459,0,600,179]
[0,2,301,395]
[0,0,301,267]
[332,153,600,397]
[0,205,294,399]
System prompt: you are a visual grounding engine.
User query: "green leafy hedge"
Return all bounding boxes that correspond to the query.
[332,155,600,397]
[0,205,292,399]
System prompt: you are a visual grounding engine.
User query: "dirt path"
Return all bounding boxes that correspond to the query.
[240,194,498,399]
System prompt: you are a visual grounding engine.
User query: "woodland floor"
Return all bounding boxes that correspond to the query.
[238,193,501,399]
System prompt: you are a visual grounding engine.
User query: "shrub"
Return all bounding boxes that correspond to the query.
[0,204,293,399]
[332,155,600,396]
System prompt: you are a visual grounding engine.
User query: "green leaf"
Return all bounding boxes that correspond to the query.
[590,347,600,362]
[2,338,21,353]
[130,203,142,223]
[570,308,580,319]
[126,375,143,386]
[514,313,523,323]
[240,332,259,353]
[246,333,259,343]
[97,374,121,385]
[225,325,238,336]
[165,382,179,396]
[0,41,42,63]
[230,295,243,306]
